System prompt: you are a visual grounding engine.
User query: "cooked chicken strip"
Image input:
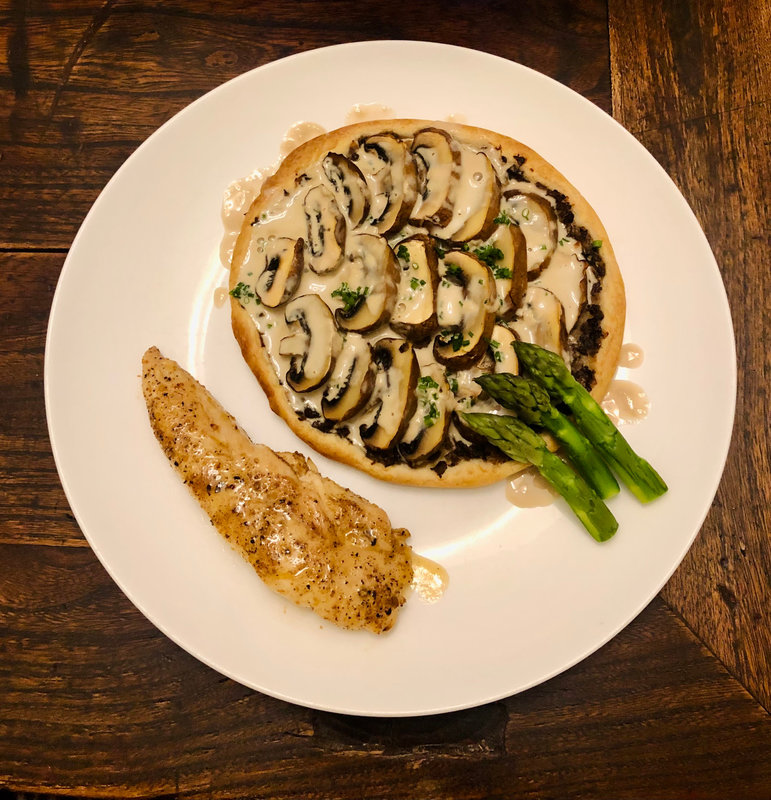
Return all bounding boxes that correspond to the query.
[142,346,413,633]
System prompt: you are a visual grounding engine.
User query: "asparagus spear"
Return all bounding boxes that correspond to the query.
[462,412,618,542]
[513,341,668,503]
[476,373,620,500]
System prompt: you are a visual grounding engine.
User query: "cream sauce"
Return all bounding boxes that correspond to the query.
[220,165,275,267]
[506,468,558,507]
[433,149,495,239]
[411,553,449,603]
[618,343,645,369]
[213,286,229,308]
[601,380,650,424]
[345,103,396,124]
[279,121,327,158]
[535,242,586,332]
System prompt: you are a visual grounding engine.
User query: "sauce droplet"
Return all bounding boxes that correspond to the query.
[444,112,468,124]
[344,103,396,124]
[213,287,229,308]
[601,380,650,424]
[618,342,645,369]
[506,468,558,508]
[411,553,449,603]
[279,121,327,158]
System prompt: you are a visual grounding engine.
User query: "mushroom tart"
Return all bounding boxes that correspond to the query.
[229,120,625,488]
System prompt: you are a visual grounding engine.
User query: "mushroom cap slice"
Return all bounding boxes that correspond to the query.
[430,150,501,243]
[279,294,337,393]
[433,251,497,370]
[390,234,440,343]
[332,234,400,333]
[503,190,558,278]
[322,152,370,228]
[321,334,375,422]
[535,243,588,332]
[510,286,568,356]
[399,368,453,464]
[359,338,420,451]
[477,223,528,318]
[255,237,304,308]
[304,184,346,274]
[409,127,462,227]
[357,133,418,236]
[489,323,519,374]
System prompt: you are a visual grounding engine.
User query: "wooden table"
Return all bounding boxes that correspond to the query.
[2,1,769,797]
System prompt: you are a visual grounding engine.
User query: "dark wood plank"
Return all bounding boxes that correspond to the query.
[609,0,771,712]
[1,543,770,799]
[0,254,86,548]
[0,0,610,248]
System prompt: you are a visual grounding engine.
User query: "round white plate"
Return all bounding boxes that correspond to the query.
[45,42,735,717]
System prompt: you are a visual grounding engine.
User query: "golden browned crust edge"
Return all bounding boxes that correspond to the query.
[230,119,625,488]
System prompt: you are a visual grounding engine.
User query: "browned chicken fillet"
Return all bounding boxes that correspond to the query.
[142,346,413,633]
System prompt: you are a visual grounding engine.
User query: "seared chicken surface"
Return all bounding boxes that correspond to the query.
[142,346,413,633]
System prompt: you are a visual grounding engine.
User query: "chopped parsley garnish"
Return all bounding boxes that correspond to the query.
[473,245,504,267]
[460,243,470,252]
[445,263,463,279]
[230,282,257,302]
[332,282,369,313]
[493,266,512,279]
[418,375,439,391]
[417,375,441,428]
[558,237,570,246]
[592,239,603,249]
[493,210,511,225]
[396,243,410,261]
[447,375,459,394]
[440,329,470,352]
[409,277,427,291]
[540,244,548,250]
[521,207,531,220]
[434,244,447,259]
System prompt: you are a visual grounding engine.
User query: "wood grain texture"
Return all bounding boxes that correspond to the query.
[0,0,610,249]
[610,0,771,711]
[1,543,770,798]
[2,0,770,797]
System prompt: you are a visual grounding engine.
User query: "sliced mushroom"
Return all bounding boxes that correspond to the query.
[304,184,346,274]
[321,333,374,422]
[431,150,501,243]
[254,237,304,308]
[390,234,440,343]
[332,234,399,333]
[356,133,418,235]
[409,128,461,227]
[433,251,496,370]
[399,368,452,464]
[534,243,587,332]
[359,338,420,451]
[510,286,568,356]
[322,152,370,228]
[489,324,519,374]
[478,223,528,318]
[279,294,337,392]
[503,190,558,278]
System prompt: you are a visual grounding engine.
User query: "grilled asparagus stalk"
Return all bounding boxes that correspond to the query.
[462,412,618,542]
[513,342,668,503]
[475,372,620,500]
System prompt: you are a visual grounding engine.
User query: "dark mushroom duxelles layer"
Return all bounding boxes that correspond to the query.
[229,120,625,488]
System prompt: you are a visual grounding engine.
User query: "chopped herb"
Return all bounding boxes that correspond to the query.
[418,375,439,391]
[592,239,603,249]
[493,266,512,279]
[540,244,548,250]
[488,339,500,349]
[434,244,447,259]
[448,375,459,394]
[445,263,463,279]
[267,323,273,329]
[441,279,451,288]
[412,262,420,270]
[332,282,369,313]
[522,207,531,220]
[473,245,504,267]
[493,210,511,225]
[440,329,470,352]
[461,243,470,252]
[396,243,410,261]
[230,282,256,301]
[558,237,569,246]
[409,277,426,290]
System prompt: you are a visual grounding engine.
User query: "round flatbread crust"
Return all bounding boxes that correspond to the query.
[230,120,625,488]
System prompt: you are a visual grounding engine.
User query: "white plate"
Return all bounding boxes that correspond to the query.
[45,42,736,717]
